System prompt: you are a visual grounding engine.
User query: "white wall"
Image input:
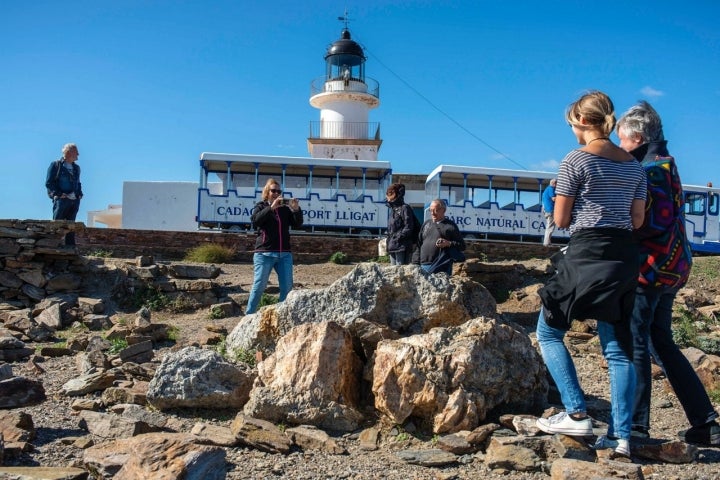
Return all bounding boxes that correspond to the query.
[122,181,221,232]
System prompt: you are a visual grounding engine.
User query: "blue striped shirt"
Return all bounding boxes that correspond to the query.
[556,150,647,234]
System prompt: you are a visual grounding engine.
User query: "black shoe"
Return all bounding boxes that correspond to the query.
[631,427,650,439]
[679,421,720,446]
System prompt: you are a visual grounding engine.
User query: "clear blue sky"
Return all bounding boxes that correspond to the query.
[2,1,719,225]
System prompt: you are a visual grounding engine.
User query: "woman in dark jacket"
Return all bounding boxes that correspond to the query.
[385,183,415,265]
[246,178,303,314]
[617,101,719,445]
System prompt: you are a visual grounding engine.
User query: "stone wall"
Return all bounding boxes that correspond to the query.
[76,226,553,263]
[1,220,555,266]
[0,220,553,308]
[0,220,88,308]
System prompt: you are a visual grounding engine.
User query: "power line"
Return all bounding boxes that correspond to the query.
[358,40,529,171]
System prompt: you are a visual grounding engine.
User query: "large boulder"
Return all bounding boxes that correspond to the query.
[146,347,255,410]
[370,316,547,434]
[226,263,496,355]
[83,432,225,480]
[243,321,364,432]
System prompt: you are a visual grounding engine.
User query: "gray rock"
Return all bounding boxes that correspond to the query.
[35,302,62,330]
[286,425,347,454]
[0,377,46,408]
[45,273,82,292]
[166,263,221,279]
[395,448,458,467]
[485,442,542,472]
[190,422,239,447]
[62,370,119,396]
[227,262,496,355]
[0,271,23,289]
[79,410,159,439]
[146,346,254,410]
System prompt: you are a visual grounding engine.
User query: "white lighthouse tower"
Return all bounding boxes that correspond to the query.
[307,19,382,160]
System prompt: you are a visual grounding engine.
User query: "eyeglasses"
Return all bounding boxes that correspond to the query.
[270,189,282,194]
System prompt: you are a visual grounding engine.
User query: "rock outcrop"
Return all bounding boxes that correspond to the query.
[226,262,497,355]
[370,316,547,433]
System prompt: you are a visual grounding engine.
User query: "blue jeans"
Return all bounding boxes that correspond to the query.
[420,262,452,275]
[52,197,80,245]
[537,308,636,440]
[631,287,719,431]
[389,249,408,265]
[246,252,294,314]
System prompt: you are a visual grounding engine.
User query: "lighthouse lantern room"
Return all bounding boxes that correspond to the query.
[308,21,382,160]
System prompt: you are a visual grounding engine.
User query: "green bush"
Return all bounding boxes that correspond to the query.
[184,244,235,263]
[108,338,128,355]
[208,304,226,320]
[672,309,699,348]
[214,337,227,356]
[168,294,199,313]
[329,251,348,264]
[372,255,390,263]
[232,347,257,367]
[258,293,278,308]
[167,325,180,342]
[709,387,720,404]
[132,286,169,311]
[696,335,720,356]
[672,308,720,354]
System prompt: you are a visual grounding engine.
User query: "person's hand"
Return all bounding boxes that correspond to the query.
[435,238,450,249]
[271,197,284,210]
[289,198,300,211]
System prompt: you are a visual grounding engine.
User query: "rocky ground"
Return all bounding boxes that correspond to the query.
[4,256,720,479]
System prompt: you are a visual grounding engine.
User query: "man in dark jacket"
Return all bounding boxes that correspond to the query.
[413,199,465,274]
[45,143,83,245]
[385,183,416,265]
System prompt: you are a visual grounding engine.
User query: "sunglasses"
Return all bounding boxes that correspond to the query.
[269,189,282,194]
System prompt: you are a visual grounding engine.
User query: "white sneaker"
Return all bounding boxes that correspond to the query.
[593,435,630,457]
[536,412,593,436]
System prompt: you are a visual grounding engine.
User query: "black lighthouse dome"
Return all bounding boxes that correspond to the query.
[325,29,365,64]
[324,28,366,81]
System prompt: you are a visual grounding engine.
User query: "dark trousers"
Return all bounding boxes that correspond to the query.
[52,197,80,245]
[631,286,719,431]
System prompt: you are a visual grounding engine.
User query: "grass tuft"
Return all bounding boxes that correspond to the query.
[184,244,235,263]
[329,251,348,264]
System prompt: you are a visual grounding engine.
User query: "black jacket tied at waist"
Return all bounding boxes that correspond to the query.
[538,228,639,330]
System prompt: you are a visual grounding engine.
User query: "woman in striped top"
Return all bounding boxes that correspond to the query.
[535,91,647,459]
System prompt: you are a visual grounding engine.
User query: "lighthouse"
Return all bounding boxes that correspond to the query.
[307,21,382,160]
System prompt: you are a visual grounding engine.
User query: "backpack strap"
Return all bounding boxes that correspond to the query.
[54,159,63,181]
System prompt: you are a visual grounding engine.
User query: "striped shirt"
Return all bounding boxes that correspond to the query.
[556,150,647,235]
